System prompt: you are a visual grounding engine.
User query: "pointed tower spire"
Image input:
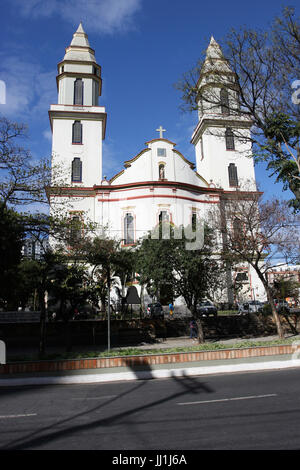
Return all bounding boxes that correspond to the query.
[64,23,95,62]
[55,23,103,105]
[70,22,90,48]
[191,36,254,193]
[200,36,231,75]
[76,21,85,33]
[205,35,224,60]
[49,24,107,189]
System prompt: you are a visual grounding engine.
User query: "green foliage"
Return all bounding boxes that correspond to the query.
[272,278,300,301]
[48,261,91,320]
[136,224,177,298]
[260,113,300,211]
[136,222,224,319]
[0,203,25,308]
[80,236,137,311]
[176,7,300,210]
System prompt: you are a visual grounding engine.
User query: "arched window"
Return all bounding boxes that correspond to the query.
[159,163,165,180]
[159,211,169,223]
[228,163,238,187]
[124,213,134,244]
[72,120,82,144]
[71,158,82,182]
[74,78,83,105]
[225,128,235,150]
[69,215,82,243]
[220,88,229,115]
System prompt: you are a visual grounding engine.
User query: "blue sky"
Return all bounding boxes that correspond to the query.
[0,0,297,201]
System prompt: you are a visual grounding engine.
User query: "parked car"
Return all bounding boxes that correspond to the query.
[146,302,164,319]
[274,300,290,313]
[196,300,218,317]
[238,300,264,314]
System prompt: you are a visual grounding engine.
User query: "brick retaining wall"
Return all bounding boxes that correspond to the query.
[0,344,294,376]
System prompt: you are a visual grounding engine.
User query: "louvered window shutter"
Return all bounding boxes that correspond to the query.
[228,163,238,187]
[220,89,229,115]
[225,128,235,150]
[71,158,82,182]
[124,213,134,244]
[74,78,83,105]
[70,215,81,242]
[72,121,82,144]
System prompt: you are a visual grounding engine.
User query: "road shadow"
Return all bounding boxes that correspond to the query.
[0,368,215,450]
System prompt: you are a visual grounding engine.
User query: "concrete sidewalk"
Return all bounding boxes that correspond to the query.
[1,334,300,387]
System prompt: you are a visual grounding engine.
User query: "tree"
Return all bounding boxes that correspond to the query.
[0,116,51,209]
[80,236,136,350]
[0,203,25,309]
[48,260,91,352]
[137,222,224,343]
[169,225,224,343]
[209,192,300,339]
[272,278,300,303]
[0,115,77,261]
[136,224,176,302]
[113,248,137,316]
[16,250,73,357]
[175,7,300,210]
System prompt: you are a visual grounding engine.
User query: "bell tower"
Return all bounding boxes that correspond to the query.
[49,23,107,187]
[191,36,256,191]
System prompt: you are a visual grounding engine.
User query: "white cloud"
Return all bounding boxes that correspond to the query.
[14,0,142,35]
[43,129,52,141]
[0,53,56,119]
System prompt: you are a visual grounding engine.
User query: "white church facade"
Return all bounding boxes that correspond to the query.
[49,24,267,306]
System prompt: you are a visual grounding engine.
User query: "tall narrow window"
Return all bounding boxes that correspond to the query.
[70,215,82,243]
[71,158,82,182]
[228,163,238,187]
[159,211,169,223]
[74,78,83,105]
[220,88,229,115]
[159,163,165,180]
[72,121,82,144]
[232,217,242,248]
[92,80,99,106]
[225,128,235,150]
[192,212,197,229]
[124,213,134,244]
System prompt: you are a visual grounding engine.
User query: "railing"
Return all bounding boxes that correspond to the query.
[0,311,41,323]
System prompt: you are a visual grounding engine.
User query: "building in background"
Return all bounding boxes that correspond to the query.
[48,24,266,305]
[22,238,50,261]
[266,265,300,306]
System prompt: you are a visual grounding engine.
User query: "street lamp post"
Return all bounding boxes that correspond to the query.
[252,287,258,312]
[107,265,111,352]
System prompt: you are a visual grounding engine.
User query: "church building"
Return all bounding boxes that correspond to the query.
[49,24,267,306]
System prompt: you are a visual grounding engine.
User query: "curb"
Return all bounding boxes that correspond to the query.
[0,343,295,375]
[1,357,300,387]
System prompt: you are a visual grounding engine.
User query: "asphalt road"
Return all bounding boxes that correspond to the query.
[1,368,300,451]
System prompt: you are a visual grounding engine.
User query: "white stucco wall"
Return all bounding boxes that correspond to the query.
[50,108,104,187]
[111,139,208,187]
[195,124,256,191]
